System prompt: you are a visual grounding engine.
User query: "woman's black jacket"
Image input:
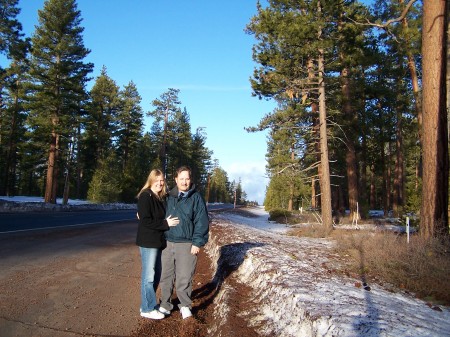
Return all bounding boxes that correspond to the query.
[136,189,169,249]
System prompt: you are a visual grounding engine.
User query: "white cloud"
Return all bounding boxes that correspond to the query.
[225,161,268,205]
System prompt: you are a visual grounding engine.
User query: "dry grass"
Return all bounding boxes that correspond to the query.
[289,223,450,306]
[334,231,450,305]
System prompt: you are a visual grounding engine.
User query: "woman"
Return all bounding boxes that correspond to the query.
[136,169,178,319]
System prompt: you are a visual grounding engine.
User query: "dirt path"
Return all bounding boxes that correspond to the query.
[0,213,261,337]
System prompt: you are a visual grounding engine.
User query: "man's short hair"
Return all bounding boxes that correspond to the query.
[175,165,192,178]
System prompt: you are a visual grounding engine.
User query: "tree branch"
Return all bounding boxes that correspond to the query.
[349,0,418,28]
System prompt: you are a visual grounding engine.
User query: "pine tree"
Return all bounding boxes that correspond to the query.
[116,81,144,201]
[27,0,93,203]
[190,127,213,194]
[123,132,159,202]
[0,0,24,68]
[147,88,181,177]
[84,67,120,161]
[0,0,29,195]
[165,107,193,181]
[0,40,30,196]
[87,151,121,203]
[367,0,422,218]
[79,66,120,197]
[116,81,144,170]
[247,0,337,230]
[208,166,231,203]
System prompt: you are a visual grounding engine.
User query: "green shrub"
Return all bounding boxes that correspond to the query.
[87,154,121,203]
[268,209,292,223]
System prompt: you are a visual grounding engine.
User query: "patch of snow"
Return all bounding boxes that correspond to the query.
[0,196,136,212]
[217,206,290,234]
[207,207,450,337]
[0,195,91,204]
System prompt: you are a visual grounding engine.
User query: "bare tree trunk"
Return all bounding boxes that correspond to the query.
[311,177,316,209]
[360,135,368,207]
[420,0,449,239]
[205,173,211,203]
[381,144,389,216]
[318,49,333,231]
[447,0,450,200]
[307,56,320,212]
[45,131,58,203]
[341,67,359,219]
[393,102,404,217]
[63,169,70,205]
[393,122,404,217]
[387,143,392,212]
[288,183,294,211]
[288,146,295,211]
[370,164,376,209]
[311,100,320,211]
[400,0,422,139]
[75,126,82,199]
[162,107,169,177]
[51,134,60,203]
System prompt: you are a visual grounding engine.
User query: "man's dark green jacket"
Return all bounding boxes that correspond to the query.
[165,184,209,247]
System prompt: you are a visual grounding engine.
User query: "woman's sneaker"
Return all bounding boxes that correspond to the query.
[141,309,165,320]
[180,306,192,319]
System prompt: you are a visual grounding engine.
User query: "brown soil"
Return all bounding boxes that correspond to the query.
[130,210,264,337]
[0,209,264,337]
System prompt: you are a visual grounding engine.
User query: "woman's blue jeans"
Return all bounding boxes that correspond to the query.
[139,247,162,313]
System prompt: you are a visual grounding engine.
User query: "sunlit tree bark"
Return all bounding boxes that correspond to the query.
[420,0,449,239]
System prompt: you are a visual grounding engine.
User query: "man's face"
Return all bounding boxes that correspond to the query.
[175,170,191,192]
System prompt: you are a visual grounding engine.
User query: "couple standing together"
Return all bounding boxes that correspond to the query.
[135,166,209,320]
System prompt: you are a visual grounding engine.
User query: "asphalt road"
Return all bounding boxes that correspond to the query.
[0,203,236,234]
[0,210,138,233]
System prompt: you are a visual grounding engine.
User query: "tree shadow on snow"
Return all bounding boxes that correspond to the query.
[351,246,381,336]
[192,241,265,313]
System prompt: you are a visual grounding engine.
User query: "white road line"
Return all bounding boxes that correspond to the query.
[0,218,136,234]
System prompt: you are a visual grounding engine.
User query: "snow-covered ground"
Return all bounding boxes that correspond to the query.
[209,207,450,337]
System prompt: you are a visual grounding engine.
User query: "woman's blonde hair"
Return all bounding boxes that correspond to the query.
[137,169,167,199]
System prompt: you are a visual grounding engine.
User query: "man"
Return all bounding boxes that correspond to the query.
[158,165,209,319]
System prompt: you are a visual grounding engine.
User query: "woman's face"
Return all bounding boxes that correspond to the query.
[150,175,165,193]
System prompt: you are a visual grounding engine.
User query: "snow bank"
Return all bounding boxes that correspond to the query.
[0,196,136,212]
[206,208,450,337]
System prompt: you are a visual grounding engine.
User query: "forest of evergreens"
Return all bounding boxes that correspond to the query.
[246,0,448,239]
[0,0,246,206]
[0,0,448,239]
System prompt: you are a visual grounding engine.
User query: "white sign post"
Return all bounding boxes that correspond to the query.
[406,216,410,244]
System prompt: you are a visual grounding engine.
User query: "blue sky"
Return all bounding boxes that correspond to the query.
[15,0,277,204]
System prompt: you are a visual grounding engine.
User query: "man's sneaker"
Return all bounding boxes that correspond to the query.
[140,309,165,320]
[180,306,192,319]
[158,306,171,316]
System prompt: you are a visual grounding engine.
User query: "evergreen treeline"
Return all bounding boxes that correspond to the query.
[0,0,246,205]
[246,0,448,238]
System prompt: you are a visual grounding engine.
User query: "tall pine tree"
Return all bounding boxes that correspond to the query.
[27,0,93,203]
[0,0,29,196]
